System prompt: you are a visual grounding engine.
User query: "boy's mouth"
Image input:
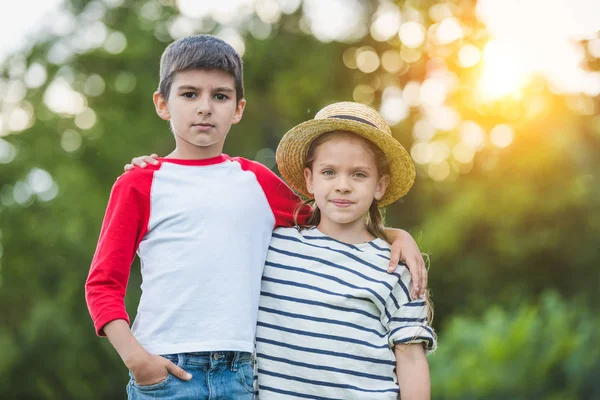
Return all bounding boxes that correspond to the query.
[192,123,215,131]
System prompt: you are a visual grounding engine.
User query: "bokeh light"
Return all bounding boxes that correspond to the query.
[490,124,514,148]
[435,17,463,45]
[458,44,481,68]
[380,86,409,125]
[370,2,402,42]
[352,84,375,105]
[381,50,403,73]
[356,47,380,73]
[399,21,425,49]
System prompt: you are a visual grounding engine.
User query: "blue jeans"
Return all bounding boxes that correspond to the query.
[126,351,255,400]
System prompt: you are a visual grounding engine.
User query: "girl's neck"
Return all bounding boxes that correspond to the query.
[316,219,375,245]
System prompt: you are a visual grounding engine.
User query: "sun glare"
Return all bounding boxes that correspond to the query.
[477,40,529,101]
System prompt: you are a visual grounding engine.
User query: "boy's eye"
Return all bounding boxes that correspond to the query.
[182,92,196,98]
[322,170,335,176]
[214,93,229,101]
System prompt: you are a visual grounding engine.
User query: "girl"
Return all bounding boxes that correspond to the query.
[256,102,436,399]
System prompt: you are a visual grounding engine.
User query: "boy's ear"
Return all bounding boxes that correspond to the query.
[303,167,314,195]
[231,98,246,125]
[153,91,170,121]
[374,174,390,201]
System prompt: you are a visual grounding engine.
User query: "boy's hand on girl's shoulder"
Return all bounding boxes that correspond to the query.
[386,230,428,300]
[124,154,160,171]
[127,351,192,386]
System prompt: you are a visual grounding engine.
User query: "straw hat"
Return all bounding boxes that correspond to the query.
[276,101,415,207]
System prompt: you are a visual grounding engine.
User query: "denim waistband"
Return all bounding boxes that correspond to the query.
[162,351,253,370]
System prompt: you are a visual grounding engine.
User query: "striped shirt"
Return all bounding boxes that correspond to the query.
[256,227,436,400]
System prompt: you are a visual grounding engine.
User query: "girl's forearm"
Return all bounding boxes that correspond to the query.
[395,344,431,400]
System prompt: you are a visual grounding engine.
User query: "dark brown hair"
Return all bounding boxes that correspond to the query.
[158,35,244,103]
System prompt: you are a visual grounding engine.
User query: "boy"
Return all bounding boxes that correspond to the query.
[86,35,426,399]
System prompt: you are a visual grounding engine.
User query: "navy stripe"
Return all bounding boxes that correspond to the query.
[265,260,390,315]
[393,336,435,348]
[368,241,391,252]
[390,317,427,323]
[256,337,396,366]
[404,301,426,307]
[260,290,380,321]
[272,233,401,281]
[258,385,341,400]
[258,368,399,394]
[259,306,387,338]
[302,234,363,251]
[256,352,394,382]
[257,321,388,350]
[262,275,374,306]
[261,276,380,318]
[389,325,435,339]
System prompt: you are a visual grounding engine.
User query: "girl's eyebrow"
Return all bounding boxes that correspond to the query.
[315,162,373,171]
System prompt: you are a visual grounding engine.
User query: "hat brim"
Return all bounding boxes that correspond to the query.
[276,118,415,207]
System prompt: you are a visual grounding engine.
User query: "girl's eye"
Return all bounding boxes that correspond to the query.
[322,170,335,176]
[182,92,196,99]
[353,172,367,178]
[214,93,229,101]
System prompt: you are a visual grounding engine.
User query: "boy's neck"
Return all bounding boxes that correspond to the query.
[167,146,224,160]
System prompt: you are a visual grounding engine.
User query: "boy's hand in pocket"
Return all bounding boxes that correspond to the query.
[129,352,191,386]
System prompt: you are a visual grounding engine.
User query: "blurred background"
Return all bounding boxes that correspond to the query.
[1,0,599,398]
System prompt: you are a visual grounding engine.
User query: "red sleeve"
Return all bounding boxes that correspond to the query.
[85,168,154,336]
[233,157,311,227]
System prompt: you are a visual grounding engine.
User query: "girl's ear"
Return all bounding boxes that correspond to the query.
[153,91,171,121]
[374,174,390,201]
[303,167,314,195]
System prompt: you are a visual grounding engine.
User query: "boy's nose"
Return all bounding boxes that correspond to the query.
[196,102,211,116]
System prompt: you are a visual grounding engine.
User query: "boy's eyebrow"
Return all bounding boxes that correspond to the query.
[213,86,235,93]
[175,85,235,93]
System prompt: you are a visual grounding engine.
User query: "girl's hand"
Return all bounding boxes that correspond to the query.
[386,229,427,300]
[128,352,191,386]
[124,154,160,171]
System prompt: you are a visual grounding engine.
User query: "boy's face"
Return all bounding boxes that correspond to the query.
[153,69,246,159]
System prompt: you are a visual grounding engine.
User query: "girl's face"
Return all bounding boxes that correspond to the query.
[304,134,389,238]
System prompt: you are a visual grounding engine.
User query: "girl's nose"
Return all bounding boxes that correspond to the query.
[335,177,352,193]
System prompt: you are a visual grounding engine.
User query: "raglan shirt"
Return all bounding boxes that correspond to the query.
[256,227,436,400]
[85,154,309,355]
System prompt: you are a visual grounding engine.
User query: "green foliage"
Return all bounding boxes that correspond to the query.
[429,292,600,399]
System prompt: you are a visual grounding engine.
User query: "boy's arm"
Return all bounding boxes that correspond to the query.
[85,172,150,335]
[87,171,191,385]
[394,344,430,400]
[104,320,191,385]
[384,228,427,300]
